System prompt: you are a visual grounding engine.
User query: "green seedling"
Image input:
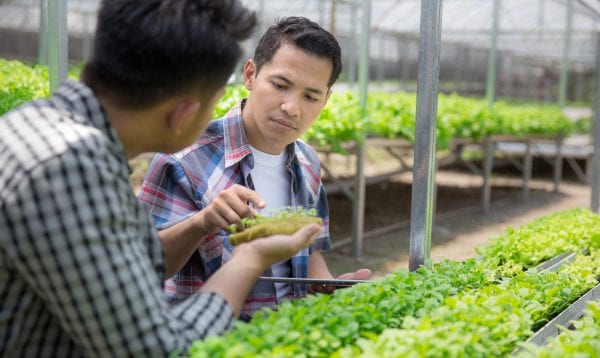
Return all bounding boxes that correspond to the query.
[228,207,322,245]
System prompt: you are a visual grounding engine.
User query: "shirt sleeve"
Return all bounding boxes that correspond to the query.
[137,153,199,230]
[7,148,233,356]
[296,142,332,253]
[312,182,332,252]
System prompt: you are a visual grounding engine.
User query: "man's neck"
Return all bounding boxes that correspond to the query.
[97,95,153,160]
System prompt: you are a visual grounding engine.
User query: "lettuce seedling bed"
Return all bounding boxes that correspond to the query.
[514,281,600,352]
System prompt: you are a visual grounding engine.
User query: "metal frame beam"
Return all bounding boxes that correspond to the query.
[409,0,443,271]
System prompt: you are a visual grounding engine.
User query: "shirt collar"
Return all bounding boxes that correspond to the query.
[223,100,252,168]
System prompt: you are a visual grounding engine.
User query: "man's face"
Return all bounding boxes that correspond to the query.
[242,43,332,154]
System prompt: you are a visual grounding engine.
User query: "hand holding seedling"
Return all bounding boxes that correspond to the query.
[228,207,323,245]
[197,184,266,235]
[233,223,322,268]
[201,223,322,319]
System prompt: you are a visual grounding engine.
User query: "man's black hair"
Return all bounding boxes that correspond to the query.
[253,16,342,88]
[83,0,256,108]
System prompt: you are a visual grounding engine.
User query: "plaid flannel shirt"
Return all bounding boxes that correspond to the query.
[138,100,330,319]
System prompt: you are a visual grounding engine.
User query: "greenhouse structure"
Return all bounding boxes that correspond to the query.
[1,0,600,356]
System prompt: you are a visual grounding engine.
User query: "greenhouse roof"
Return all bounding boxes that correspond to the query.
[241,0,600,66]
[0,0,598,65]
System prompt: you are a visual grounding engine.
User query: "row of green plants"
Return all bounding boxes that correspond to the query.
[187,208,600,357]
[1,60,576,153]
[0,59,50,115]
[340,250,600,357]
[190,260,491,357]
[0,59,81,115]
[518,300,600,357]
[475,208,600,276]
[211,84,574,153]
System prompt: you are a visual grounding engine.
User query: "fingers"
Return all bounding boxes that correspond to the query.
[203,185,266,232]
[336,268,372,281]
[239,223,322,268]
[228,185,266,210]
[353,268,372,280]
[289,224,321,250]
[208,199,245,230]
[218,186,263,218]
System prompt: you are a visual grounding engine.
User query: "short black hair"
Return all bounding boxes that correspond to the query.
[83,0,256,109]
[253,16,341,88]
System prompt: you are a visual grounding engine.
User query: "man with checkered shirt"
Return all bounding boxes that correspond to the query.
[0,1,322,356]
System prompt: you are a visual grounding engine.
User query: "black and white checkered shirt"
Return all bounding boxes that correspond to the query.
[0,80,234,357]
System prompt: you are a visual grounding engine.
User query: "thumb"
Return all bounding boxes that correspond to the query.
[337,268,372,280]
[352,268,372,280]
[290,224,321,248]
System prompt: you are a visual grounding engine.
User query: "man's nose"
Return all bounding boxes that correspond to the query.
[280,96,300,117]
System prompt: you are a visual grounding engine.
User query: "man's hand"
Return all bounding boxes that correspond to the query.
[201,224,322,318]
[234,224,322,269]
[194,184,266,235]
[309,268,372,294]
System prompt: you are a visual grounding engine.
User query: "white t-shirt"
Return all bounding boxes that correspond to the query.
[249,145,292,299]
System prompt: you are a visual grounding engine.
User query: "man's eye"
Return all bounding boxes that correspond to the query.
[273,82,286,89]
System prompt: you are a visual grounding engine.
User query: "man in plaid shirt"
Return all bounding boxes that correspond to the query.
[139,17,371,320]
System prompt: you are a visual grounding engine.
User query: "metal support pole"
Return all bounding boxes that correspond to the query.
[591,31,600,212]
[486,0,500,107]
[409,0,443,271]
[523,140,532,203]
[558,0,573,108]
[482,137,494,213]
[318,0,326,27]
[234,61,243,85]
[575,69,585,102]
[351,0,371,258]
[82,11,91,62]
[401,36,411,90]
[506,53,513,99]
[396,37,403,89]
[464,47,472,91]
[537,0,545,40]
[378,32,385,87]
[253,0,265,50]
[453,45,463,91]
[48,0,68,93]
[329,0,337,36]
[38,0,48,66]
[348,0,358,86]
[553,135,563,192]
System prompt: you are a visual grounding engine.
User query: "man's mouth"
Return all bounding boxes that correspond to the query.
[270,117,297,130]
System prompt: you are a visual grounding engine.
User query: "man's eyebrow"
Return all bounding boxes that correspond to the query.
[272,74,325,96]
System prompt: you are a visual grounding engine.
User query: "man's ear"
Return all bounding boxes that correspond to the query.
[243,59,256,91]
[167,98,200,135]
